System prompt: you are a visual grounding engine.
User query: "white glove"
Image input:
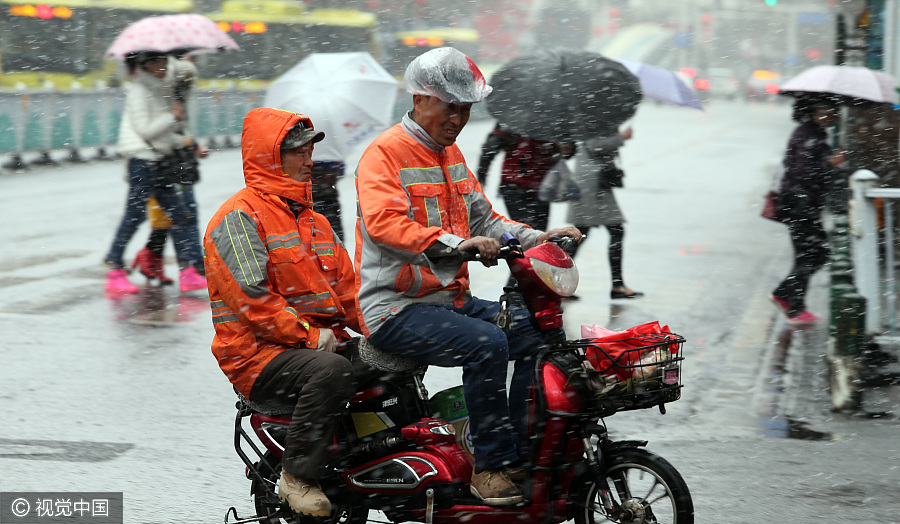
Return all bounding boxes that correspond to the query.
[316,328,338,352]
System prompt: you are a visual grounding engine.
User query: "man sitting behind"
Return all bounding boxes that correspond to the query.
[204,108,360,517]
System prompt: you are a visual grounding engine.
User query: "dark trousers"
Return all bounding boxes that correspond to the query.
[773,197,829,316]
[105,159,204,269]
[368,298,543,472]
[500,184,549,231]
[249,347,354,479]
[573,223,626,288]
[500,184,549,287]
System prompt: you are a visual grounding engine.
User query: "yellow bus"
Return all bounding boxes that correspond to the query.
[198,0,378,88]
[384,27,480,77]
[0,0,193,90]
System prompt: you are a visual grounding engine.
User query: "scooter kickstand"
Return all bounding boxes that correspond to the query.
[223,506,267,523]
[425,488,435,524]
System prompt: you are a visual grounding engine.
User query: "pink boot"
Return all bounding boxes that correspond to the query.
[106,269,139,294]
[180,265,208,293]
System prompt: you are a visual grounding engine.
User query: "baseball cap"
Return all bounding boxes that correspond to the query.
[281,121,325,150]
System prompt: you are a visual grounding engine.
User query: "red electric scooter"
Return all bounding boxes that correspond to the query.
[224,235,693,524]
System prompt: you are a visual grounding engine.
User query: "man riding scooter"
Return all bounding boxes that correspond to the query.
[353,46,581,505]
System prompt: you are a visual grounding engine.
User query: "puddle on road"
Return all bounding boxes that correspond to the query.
[756,324,834,440]
[106,286,209,326]
[760,416,832,440]
[0,438,134,462]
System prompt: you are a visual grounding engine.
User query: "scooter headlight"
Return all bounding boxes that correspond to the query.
[530,257,579,297]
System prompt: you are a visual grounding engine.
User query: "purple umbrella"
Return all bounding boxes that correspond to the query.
[615,58,703,110]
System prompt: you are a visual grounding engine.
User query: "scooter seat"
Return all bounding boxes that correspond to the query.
[358,337,427,374]
[233,387,294,416]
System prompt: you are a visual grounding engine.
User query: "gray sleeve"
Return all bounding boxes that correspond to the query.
[208,210,270,298]
[583,134,625,158]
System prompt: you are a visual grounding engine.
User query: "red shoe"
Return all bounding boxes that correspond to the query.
[770,295,790,315]
[105,269,139,294]
[180,265,208,293]
[132,247,173,285]
[787,311,821,325]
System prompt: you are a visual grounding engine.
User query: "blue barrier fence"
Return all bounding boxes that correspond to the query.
[0,89,260,165]
[0,87,489,169]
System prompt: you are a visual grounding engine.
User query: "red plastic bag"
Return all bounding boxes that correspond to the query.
[584,321,675,380]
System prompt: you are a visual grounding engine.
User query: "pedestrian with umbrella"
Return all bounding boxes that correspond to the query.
[102,14,239,293]
[769,65,899,324]
[771,94,847,324]
[566,125,643,300]
[103,51,207,293]
[486,50,643,300]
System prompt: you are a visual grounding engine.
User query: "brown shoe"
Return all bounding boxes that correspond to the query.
[278,471,331,517]
[505,465,528,485]
[470,469,524,505]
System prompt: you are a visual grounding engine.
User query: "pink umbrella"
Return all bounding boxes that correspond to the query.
[105,14,239,60]
[780,65,898,104]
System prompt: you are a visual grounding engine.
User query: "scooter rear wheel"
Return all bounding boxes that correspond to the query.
[251,452,368,524]
[573,448,693,524]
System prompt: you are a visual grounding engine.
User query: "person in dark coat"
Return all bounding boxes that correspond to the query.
[771,96,846,324]
[566,126,642,300]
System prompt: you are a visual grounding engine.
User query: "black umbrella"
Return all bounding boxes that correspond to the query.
[486,50,642,142]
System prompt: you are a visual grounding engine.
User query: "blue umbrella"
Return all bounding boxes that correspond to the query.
[615,58,703,110]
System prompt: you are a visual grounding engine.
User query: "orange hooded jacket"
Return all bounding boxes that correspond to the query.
[204,108,360,396]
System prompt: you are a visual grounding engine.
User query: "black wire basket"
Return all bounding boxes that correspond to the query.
[567,332,685,416]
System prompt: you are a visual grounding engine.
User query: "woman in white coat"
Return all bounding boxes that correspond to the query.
[566,126,643,299]
[103,52,207,293]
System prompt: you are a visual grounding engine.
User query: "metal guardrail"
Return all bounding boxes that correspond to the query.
[0,89,262,166]
[0,88,490,170]
[849,169,900,341]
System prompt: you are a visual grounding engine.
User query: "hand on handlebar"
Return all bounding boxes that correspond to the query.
[458,236,502,267]
[537,226,583,245]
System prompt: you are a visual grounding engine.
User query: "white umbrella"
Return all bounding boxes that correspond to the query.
[264,52,401,162]
[780,65,898,104]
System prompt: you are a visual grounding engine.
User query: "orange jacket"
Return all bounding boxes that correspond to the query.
[204,108,360,396]
[354,114,542,337]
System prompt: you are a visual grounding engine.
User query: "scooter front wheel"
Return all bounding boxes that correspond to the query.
[572,448,694,524]
[251,451,368,524]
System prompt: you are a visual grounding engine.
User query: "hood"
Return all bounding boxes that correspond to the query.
[241,107,317,203]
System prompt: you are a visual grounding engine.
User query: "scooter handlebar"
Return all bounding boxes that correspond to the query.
[459,236,578,262]
[459,245,514,262]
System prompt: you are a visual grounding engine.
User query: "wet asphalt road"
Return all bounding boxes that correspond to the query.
[1,99,899,523]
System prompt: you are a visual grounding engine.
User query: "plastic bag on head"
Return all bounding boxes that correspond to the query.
[403,47,492,104]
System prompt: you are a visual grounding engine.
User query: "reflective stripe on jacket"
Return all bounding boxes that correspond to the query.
[204,108,360,396]
[354,113,542,337]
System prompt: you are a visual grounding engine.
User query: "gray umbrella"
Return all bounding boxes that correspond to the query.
[486,50,642,142]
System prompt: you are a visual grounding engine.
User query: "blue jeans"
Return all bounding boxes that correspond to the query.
[367,297,545,472]
[105,159,203,269]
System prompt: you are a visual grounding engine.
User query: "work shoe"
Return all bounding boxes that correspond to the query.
[470,469,523,505]
[787,311,821,325]
[770,295,790,315]
[179,265,207,293]
[505,465,528,485]
[105,269,139,294]
[278,471,331,517]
